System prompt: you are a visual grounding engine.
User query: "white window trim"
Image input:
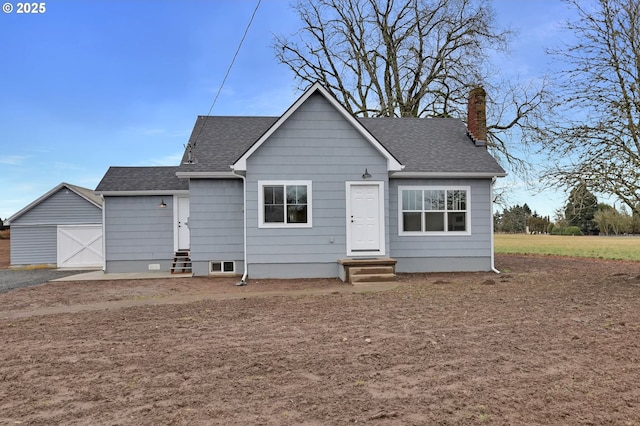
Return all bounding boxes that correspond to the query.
[398,186,471,236]
[258,180,313,228]
[209,261,236,275]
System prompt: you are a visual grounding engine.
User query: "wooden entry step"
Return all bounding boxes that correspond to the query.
[338,258,397,284]
[171,251,192,274]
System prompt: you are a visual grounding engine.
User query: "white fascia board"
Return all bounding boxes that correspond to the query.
[387,158,405,172]
[390,171,507,179]
[175,171,240,179]
[96,190,189,196]
[233,82,404,172]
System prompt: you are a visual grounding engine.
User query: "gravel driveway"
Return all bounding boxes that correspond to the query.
[0,269,83,294]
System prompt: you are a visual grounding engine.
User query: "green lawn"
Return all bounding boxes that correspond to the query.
[494,233,640,262]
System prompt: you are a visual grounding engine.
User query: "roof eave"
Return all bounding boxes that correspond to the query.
[175,171,240,179]
[96,190,190,196]
[390,171,507,179]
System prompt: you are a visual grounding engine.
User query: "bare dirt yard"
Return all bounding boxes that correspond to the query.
[1,236,639,424]
[0,237,9,269]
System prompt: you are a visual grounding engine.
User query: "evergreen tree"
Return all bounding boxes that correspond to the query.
[499,204,530,233]
[565,183,598,234]
[527,211,551,234]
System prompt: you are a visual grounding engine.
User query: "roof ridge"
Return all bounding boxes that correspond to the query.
[107,165,180,169]
[357,116,462,120]
[196,115,279,119]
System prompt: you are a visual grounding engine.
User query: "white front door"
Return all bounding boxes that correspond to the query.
[57,225,103,268]
[346,182,385,256]
[176,197,190,250]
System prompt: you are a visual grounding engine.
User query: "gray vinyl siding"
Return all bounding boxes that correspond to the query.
[389,178,494,272]
[10,188,102,226]
[249,262,340,279]
[10,225,57,265]
[9,188,102,266]
[188,179,245,276]
[103,196,175,272]
[245,92,388,278]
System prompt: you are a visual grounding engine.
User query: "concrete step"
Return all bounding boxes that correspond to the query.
[351,273,397,284]
[338,257,397,283]
[350,266,395,276]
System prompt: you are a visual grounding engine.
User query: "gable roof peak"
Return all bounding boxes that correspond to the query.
[232,82,404,172]
[6,182,102,225]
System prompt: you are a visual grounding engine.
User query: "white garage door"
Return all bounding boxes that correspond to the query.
[57,225,103,268]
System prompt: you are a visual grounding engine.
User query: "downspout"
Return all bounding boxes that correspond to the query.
[101,195,106,272]
[231,167,248,285]
[490,176,501,274]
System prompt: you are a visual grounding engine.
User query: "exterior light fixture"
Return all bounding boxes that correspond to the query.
[362,168,372,179]
[158,199,167,208]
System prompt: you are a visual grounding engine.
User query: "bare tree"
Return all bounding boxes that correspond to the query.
[273,0,548,172]
[595,204,634,235]
[541,0,640,215]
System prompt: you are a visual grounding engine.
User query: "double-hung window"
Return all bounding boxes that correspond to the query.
[258,181,312,228]
[399,186,470,234]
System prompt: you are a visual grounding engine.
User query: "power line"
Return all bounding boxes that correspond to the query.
[185,0,262,163]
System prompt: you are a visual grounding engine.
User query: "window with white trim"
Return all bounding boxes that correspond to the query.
[210,261,235,274]
[258,181,312,228]
[399,186,470,234]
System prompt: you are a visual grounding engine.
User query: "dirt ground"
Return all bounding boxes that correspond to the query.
[1,238,639,425]
[0,237,9,269]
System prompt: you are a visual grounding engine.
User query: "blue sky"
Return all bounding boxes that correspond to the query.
[1,0,580,220]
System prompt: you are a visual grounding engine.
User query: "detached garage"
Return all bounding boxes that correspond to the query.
[6,183,103,269]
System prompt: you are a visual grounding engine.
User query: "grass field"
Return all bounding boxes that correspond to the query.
[494,233,640,261]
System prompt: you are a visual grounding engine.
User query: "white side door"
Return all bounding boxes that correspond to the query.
[176,197,190,251]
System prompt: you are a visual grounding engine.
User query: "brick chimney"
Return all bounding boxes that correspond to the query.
[467,87,487,147]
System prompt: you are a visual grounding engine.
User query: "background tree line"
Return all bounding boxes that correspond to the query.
[495,183,640,235]
[554,183,640,235]
[494,204,551,234]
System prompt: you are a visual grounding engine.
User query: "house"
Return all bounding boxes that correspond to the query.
[95,83,506,281]
[6,182,103,269]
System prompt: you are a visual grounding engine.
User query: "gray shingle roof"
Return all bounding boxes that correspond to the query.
[360,117,505,174]
[95,166,188,192]
[98,87,505,193]
[177,115,505,175]
[178,116,278,172]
